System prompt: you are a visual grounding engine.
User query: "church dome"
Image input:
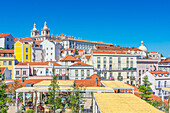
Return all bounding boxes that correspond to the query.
[139,41,147,52]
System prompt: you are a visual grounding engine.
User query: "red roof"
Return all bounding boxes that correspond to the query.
[14,38,19,41]
[75,79,98,87]
[6,80,43,92]
[60,33,65,37]
[0,49,14,54]
[160,58,170,63]
[95,46,142,51]
[0,34,10,37]
[75,55,81,57]
[70,62,92,66]
[53,63,62,66]
[134,92,168,104]
[0,67,6,75]
[61,48,75,53]
[93,51,131,54]
[149,71,169,74]
[85,56,91,59]
[16,62,48,65]
[20,37,33,41]
[60,55,80,61]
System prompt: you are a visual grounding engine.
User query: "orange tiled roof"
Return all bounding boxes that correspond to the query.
[93,51,131,54]
[63,38,113,45]
[164,74,168,77]
[75,79,98,87]
[34,40,43,45]
[60,55,80,61]
[113,46,142,51]
[134,92,168,104]
[75,55,80,57]
[0,67,6,75]
[85,56,91,59]
[16,62,48,65]
[20,37,33,41]
[61,48,75,53]
[60,33,65,37]
[0,34,10,37]
[53,63,62,66]
[14,38,19,41]
[160,58,170,63]
[6,80,43,92]
[150,52,158,53]
[70,62,92,66]
[96,46,114,50]
[78,49,84,52]
[150,71,169,74]
[0,49,14,54]
[157,74,162,77]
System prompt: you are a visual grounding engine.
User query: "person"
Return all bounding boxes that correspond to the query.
[20,103,25,111]
[38,103,44,112]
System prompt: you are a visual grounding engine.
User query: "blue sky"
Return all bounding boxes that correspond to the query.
[0,0,170,57]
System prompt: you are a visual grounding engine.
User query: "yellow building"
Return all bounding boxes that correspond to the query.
[0,49,15,79]
[14,41,32,62]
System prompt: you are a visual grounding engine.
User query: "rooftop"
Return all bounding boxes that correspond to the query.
[16,62,48,65]
[101,81,134,89]
[94,93,163,113]
[0,67,6,75]
[0,34,10,37]
[60,55,80,61]
[149,71,169,74]
[92,51,131,55]
[0,49,14,54]
[160,58,170,63]
[70,62,92,66]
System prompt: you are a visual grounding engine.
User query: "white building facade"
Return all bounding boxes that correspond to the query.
[0,34,14,49]
[141,71,170,100]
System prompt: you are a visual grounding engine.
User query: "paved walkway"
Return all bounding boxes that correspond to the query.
[8,106,16,113]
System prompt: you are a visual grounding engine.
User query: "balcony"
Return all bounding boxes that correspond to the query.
[130,76,135,80]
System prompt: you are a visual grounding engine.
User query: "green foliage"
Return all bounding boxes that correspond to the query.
[161,54,163,57]
[138,75,153,104]
[26,109,34,113]
[11,45,14,49]
[48,68,62,113]
[68,87,85,113]
[151,100,169,112]
[117,45,120,47]
[75,49,79,55]
[0,73,9,113]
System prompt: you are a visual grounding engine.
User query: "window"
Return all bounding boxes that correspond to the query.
[164,81,167,87]
[9,53,12,57]
[9,70,12,74]
[103,57,106,63]
[75,70,78,76]
[26,55,28,60]
[127,57,129,63]
[104,65,106,69]
[23,71,26,75]
[7,44,9,49]
[118,63,121,70]
[127,81,129,84]
[71,61,74,63]
[118,57,121,63]
[8,61,12,65]
[16,71,19,75]
[110,72,112,77]
[51,47,53,50]
[109,57,112,63]
[4,53,7,57]
[131,81,133,85]
[139,70,141,76]
[143,63,145,67]
[46,48,48,50]
[139,63,141,68]
[109,65,112,70]
[97,57,100,63]
[51,53,52,55]
[26,48,28,53]
[3,61,7,65]
[131,72,133,77]
[97,65,100,69]
[87,70,90,76]
[127,72,129,79]
[81,70,84,76]
[40,71,42,74]
[7,38,9,41]
[131,58,133,63]
[158,81,161,88]
[146,63,148,68]
[143,70,145,74]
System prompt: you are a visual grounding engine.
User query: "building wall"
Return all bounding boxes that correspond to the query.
[15,65,29,79]
[0,35,14,49]
[0,55,15,79]
[0,37,5,48]
[159,64,170,73]
[32,48,45,62]
[69,67,94,80]
[137,59,158,85]
[85,53,137,85]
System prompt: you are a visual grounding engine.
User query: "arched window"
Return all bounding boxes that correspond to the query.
[164,81,167,87]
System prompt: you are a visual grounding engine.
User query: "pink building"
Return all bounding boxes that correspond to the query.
[136,58,159,86]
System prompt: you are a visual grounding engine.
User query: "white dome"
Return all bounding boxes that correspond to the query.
[139,41,147,52]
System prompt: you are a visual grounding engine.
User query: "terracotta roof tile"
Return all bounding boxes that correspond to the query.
[0,49,14,54]
[74,79,97,87]
[53,63,62,66]
[60,33,65,37]
[149,71,169,74]
[14,38,19,41]
[20,37,33,41]
[93,51,131,54]
[96,46,142,51]
[60,55,80,61]
[61,48,75,53]
[63,38,113,45]
[160,58,170,63]
[16,62,48,65]
[85,56,91,59]
[70,62,92,66]
[0,67,6,75]
[75,55,81,57]
[0,34,10,37]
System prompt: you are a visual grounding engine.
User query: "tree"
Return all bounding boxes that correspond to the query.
[48,68,62,113]
[68,86,85,113]
[75,49,79,55]
[138,75,153,104]
[8,80,23,104]
[0,73,9,113]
